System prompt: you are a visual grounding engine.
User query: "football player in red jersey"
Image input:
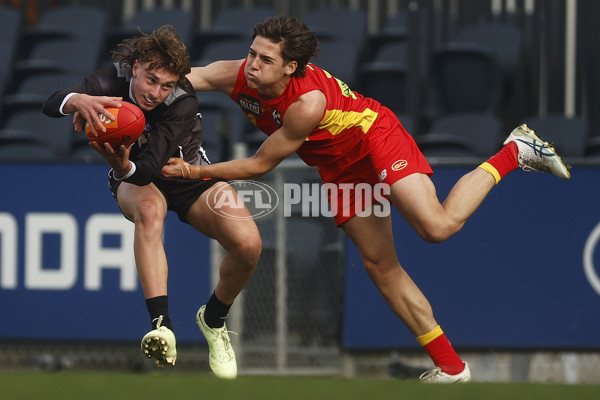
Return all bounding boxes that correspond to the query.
[162,16,570,382]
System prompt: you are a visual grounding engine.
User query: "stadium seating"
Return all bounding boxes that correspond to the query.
[2,73,82,118]
[18,6,107,57]
[0,7,23,96]
[303,7,367,88]
[191,6,276,61]
[0,109,75,158]
[12,39,99,86]
[102,7,194,67]
[0,2,591,163]
[430,43,502,116]
[522,114,587,157]
[11,6,106,89]
[450,21,523,120]
[69,133,104,163]
[313,40,361,88]
[453,21,522,74]
[358,42,408,114]
[303,7,367,44]
[0,139,59,161]
[194,39,250,66]
[416,113,502,157]
[363,11,408,61]
[196,91,251,162]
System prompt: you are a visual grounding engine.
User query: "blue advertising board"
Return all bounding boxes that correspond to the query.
[0,164,212,342]
[3,163,600,349]
[343,166,600,350]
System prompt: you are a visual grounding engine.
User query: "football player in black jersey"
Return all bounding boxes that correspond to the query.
[43,26,258,378]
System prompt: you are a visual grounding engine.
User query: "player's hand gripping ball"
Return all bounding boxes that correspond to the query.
[85,102,145,148]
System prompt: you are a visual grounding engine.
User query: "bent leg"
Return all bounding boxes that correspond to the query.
[390,170,496,243]
[185,182,261,304]
[341,212,437,336]
[342,211,466,376]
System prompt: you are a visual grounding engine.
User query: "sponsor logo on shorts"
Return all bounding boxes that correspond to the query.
[378,169,387,182]
[391,159,408,171]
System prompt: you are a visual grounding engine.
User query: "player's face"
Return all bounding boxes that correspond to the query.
[131,60,178,110]
[245,36,297,96]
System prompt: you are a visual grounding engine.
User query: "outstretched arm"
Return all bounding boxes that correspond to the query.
[162,90,326,180]
[187,60,244,95]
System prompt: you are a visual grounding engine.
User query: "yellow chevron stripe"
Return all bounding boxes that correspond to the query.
[320,108,378,136]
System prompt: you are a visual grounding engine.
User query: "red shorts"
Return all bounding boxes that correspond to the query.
[317,107,433,226]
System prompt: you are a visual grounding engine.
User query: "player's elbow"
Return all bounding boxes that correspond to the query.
[247,154,281,179]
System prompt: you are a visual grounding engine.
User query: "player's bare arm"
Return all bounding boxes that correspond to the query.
[162,90,326,180]
[187,60,244,95]
[63,93,123,136]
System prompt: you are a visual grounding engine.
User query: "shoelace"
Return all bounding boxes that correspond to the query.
[211,328,238,361]
[153,315,164,329]
[419,367,444,382]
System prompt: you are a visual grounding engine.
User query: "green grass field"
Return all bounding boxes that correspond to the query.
[1,371,599,400]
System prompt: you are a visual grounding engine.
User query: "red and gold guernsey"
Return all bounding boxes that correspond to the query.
[230,59,432,225]
[230,60,383,167]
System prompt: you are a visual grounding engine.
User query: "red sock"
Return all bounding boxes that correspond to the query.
[479,141,519,184]
[418,326,465,375]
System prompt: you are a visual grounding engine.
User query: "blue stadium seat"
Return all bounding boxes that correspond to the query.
[197,91,251,162]
[358,42,408,114]
[364,11,408,61]
[2,73,82,118]
[0,140,59,161]
[0,6,23,96]
[431,43,502,115]
[454,22,522,74]
[522,114,587,157]
[303,7,367,44]
[12,40,99,83]
[101,7,194,67]
[19,6,107,61]
[417,113,502,157]
[194,39,250,65]
[0,109,75,158]
[314,41,361,88]
[191,7,276,60]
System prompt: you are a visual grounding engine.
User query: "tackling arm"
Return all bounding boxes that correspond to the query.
[187,60,244,95]
[162,90,327,181]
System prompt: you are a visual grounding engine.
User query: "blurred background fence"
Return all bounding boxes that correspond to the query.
[0,0,599,384]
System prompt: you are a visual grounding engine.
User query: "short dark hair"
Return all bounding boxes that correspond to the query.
[252,16,319,77]
[112,25,191,85]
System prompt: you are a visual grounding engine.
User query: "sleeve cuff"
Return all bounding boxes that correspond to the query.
[59,92,78,115]
[112,162,136,181]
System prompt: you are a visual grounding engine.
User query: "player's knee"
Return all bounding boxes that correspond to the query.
[232,229,262,268]
[134,199,165,232]
[417,222,460,243]
[243,233,262,266]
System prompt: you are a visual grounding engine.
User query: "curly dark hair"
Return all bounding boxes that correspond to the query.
[252,16,319,78]
[112,25,191,85]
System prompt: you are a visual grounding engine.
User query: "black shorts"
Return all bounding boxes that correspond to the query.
[108,170,223,223]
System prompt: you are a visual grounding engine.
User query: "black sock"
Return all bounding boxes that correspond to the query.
[145,295,173,331]
[204,291,232,329]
